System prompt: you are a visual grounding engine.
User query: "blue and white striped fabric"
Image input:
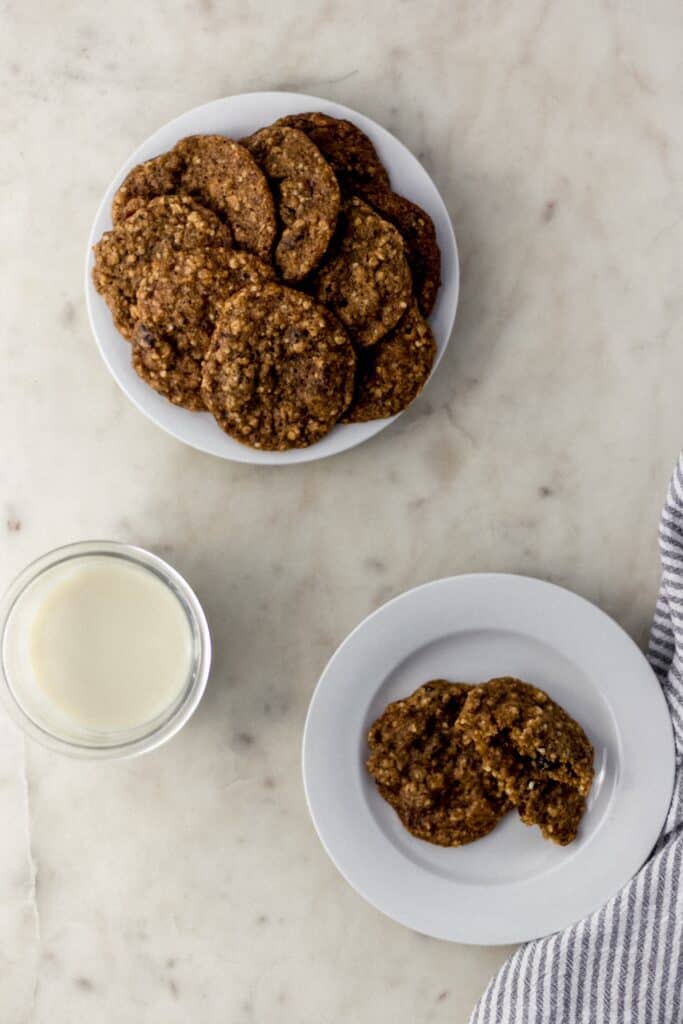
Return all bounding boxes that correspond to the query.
[470,455,683,1024]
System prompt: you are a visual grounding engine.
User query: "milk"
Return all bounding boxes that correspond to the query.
[3,555,193,733]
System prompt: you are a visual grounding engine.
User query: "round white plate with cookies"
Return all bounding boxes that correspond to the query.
[84,91,459,465]
[302,574,675,943]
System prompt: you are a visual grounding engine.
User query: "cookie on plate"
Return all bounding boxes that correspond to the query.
[367,680,511,847]
[457,678,594,845]
[136,247,275,344]
[132,323,206,412]
[132,247,275,410]
[361,186,441,316]
[313,196,412,347]
[341,302,436,423]
[174,135,276,260]
[201,283,356,450]
[111,149,187,225]
[92,195,231,339]
[275,111,390,195]
[242,125,340,281]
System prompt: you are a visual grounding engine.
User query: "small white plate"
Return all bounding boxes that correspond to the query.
[302,574,675,944]
[84,92,459,465]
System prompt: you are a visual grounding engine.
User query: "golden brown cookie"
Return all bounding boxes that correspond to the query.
[174,135,276,260]
[457,678,594,845]
[341,302,436,423]
[313,196,412,347]
[111,135,276,261]
[136,247,275,343]
[276,111,390,195]
[92,195,231,339]
[201,283,356,450]
[111,149,187,225]
[131,323,206,411]
[131,247,276,410]
[242,125,340,282]
[361,187,441,316]
[367,680,511,847]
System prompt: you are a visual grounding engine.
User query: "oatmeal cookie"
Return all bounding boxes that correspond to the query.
[111,135,276,260]
[341,302,436,422]
[92,195,231,339]
[313,196,412,347]
[131,323,206,411]
[361,186,441,315]
[242,125,340,281]
[457,678,594,845]
[136,246,275,346]
[174,135,276,260]
[276,111,390,194]
[367,680,510,847]
[111,149,187,225]
[201,283,356,450]
[131,247,275,410]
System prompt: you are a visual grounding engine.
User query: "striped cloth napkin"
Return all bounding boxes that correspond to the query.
[470,455,683,1024]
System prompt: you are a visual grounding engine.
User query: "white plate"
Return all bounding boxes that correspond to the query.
[302,574,676,944]
[84,92,459,465]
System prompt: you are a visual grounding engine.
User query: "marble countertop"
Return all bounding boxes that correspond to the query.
[2,2,683,1021]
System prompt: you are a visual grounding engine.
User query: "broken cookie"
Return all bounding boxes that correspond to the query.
[457,678,594,845]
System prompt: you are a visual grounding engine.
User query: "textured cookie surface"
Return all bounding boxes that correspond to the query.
[136,247,275,343]
[132,247,275,409]
[276,111,390,194]
[92,195,231,339]
[362,186,441,315]
[132,323,206,411]
[201,283,356,450]
[457,677,594,845]
[174,135,276,260]
[314,196,412,347]
[341,302,436,422]
[243,125,339,281]
[366,680,511,847]
[111,149,187,225]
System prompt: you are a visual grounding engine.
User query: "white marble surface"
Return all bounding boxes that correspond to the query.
[2,1,683,1021]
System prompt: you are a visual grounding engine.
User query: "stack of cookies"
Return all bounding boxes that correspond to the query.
[366,677,594,847]
[92,113,442,451]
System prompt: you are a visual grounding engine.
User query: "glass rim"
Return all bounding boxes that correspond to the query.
[0,540,211,759]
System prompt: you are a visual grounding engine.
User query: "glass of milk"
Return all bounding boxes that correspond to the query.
[0,541,211,758]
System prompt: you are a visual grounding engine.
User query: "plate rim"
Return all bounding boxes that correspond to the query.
[302,572,676,944]
[84,90,460,465]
